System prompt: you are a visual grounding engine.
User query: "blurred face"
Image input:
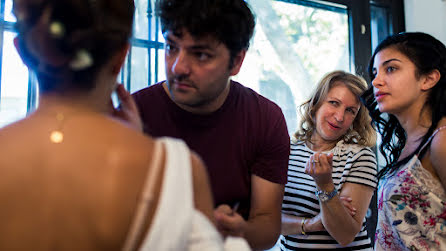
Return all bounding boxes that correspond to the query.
[371,47,425,116]
[163,29,243,114]
[312,83,360,149]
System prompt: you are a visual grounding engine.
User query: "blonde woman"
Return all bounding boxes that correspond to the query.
[280,71,377,250]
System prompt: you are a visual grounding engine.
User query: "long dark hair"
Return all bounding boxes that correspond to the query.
[361,32,446,178]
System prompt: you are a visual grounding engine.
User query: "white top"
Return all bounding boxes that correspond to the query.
[123,137,251,251]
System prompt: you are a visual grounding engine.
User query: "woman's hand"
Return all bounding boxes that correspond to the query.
[306,196,356,233]
[109,83,143,132]
[305,152,334,189]
[306,214,324,232]
[340,196,357,216]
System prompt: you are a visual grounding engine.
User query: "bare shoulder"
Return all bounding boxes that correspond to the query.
[190,152,207,180]
[429,118,446,187]
[431,118,446,156]
[190,151,211,198]
[190,152,211,199]
[189,151,215,224]
[0,118,39,164]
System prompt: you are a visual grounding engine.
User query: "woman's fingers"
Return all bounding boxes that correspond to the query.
[305,155,314,174]
[340,196,357,216]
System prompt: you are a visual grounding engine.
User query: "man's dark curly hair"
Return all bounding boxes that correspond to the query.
[155,0,255,67]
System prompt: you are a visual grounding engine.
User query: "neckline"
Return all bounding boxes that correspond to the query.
[304,139,344,154]
[160,80,236,118]
[388,125,446,177]
[393,125,446,167]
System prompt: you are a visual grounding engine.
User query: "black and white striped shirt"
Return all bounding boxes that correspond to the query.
[280,140,377,250]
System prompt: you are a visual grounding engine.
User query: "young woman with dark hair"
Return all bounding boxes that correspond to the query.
[362,32,446,250]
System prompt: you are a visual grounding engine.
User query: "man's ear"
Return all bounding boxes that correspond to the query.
[229,49,247,76]
[13,36,30,67]
[111,43,130,75]
[421,69,441,91]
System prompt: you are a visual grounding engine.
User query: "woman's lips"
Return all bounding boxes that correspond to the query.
[374,92,388,102]
[328,122,341,130]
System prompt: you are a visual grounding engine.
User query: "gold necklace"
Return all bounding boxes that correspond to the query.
[50,112,66,144]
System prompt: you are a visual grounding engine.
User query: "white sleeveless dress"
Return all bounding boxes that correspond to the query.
[123,137,251,251]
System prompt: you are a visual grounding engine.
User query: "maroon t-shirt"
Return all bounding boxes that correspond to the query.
[133,81,290,218]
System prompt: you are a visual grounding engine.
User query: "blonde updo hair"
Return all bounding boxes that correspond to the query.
[295,70,376,147]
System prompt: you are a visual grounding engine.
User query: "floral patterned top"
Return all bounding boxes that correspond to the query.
[375,126,446,251]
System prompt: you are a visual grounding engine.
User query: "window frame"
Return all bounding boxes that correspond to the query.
[0,0,406,123]
[275,0,404,80]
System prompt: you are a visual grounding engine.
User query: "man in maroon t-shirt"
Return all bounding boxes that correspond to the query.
[120,0,290,249]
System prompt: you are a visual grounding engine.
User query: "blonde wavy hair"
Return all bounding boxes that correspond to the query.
[294,70,376,147]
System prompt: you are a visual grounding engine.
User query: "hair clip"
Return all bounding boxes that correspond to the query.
[49,21,65,38]
[69,49,93,70]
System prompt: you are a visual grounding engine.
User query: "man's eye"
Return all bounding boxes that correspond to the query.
[196,52,211,61]
[165,44,176,52]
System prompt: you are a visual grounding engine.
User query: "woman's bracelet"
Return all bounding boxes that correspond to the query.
[301,217,307,235]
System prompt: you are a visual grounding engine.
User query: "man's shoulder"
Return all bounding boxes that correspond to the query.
[132,82,167,109]
[132,82,164,98]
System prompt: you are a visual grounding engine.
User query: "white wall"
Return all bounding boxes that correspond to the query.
[404,0,446,45]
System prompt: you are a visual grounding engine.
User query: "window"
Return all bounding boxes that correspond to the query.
[125,0,165,93]
[368,0,404,169]
[235,0,351,134]
[0,0,404,133]
[0,0,30,127]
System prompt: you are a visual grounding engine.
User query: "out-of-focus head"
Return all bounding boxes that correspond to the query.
[13,0,135,93]
[155,0,255,67]
[368,32,446,116]
[296,70,376,147]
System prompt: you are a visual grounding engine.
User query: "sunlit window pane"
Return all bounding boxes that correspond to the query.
[129,46,149,93]
[371,5,390,53]
[0,31,29,127]
[133,0,149,40]
[234,1,349,135]
[4,0,16,22]
[133,0,164,43]
[156,48,166,83]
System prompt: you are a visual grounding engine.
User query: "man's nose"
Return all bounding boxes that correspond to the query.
[171,51,191,76]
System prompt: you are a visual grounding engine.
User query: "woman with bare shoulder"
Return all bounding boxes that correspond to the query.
[362,32,446,250]
[0,0,249,250]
